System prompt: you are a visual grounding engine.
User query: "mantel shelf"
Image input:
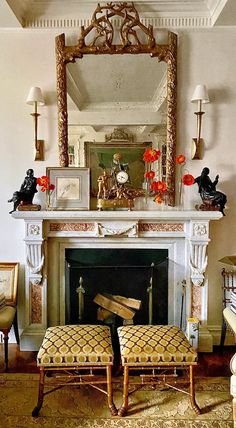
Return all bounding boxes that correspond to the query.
[12,209,222,222]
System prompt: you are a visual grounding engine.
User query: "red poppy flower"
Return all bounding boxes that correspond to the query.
[37,176,49,186]
[151,180,167,193]
[182,173,195,186]
[144,170,155,179]
[143,148,161,163]
[37,176,55,192]
[176,154,186,164]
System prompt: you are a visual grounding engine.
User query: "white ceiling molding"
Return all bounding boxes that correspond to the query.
[1,0,236,28]
[24,16,212,29]
[208,0,228,25]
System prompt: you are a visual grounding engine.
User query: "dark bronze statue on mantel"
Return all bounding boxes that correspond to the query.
[195,167,227,215]
[8,169,40,213]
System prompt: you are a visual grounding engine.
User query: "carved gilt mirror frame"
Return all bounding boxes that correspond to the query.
[55,2,177,206]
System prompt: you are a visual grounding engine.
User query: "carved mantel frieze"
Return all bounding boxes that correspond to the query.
[96,221,138,237]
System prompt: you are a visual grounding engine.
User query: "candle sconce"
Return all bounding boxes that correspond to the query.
[191,84,210,160]
[26,87,45,161]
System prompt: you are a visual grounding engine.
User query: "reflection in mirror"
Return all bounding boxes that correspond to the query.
[55,2,177,205]
[67,54,167,180]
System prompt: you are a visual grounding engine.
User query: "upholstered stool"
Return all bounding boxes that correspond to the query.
[32,324,117,416]
[117,324,201,416]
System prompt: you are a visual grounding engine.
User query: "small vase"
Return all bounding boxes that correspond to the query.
[46,191,53,210]
[178,181,184,210]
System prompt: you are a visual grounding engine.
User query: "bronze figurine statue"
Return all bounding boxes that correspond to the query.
[195,167,227,215]
[8,169,38,214]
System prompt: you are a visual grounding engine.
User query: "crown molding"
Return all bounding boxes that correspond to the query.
[24,15,213,29]
[2,0,235,29]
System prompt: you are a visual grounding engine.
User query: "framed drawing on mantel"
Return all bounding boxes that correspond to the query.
[46,167,90,210]
[84,141,151,197]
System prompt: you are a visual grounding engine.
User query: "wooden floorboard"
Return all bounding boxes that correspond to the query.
[0,344,235,375]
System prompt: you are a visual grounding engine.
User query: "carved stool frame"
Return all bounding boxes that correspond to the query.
[117,324,201,417]
[118,362,200,416]
[32,364,117,416]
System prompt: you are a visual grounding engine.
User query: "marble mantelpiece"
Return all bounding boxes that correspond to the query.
[13,209,222,351]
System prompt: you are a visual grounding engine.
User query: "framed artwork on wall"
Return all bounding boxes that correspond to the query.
[84,141,151,197]
[0,262,19,305]
[46,167,90,210]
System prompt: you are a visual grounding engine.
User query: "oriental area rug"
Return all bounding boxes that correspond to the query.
[0,374,233,428]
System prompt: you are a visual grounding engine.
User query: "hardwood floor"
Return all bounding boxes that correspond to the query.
[0,344,235,376]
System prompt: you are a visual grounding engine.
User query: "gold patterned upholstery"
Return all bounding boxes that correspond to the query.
[117,325,200,417]
[33,324,117,417]
[118,325,197,365]
[37,324,113,367]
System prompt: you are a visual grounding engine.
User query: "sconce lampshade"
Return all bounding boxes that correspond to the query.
[26,86,45,106]
[191,84,210,104]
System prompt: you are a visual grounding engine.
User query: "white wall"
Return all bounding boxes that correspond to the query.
[0,27,235,343]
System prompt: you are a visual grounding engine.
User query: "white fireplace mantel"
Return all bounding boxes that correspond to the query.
[12,209,222,352]
[12,209,222,222]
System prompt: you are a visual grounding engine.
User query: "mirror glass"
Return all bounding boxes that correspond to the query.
[66,54,167,183]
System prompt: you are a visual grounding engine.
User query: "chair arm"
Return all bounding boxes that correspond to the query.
[223,307,236,336]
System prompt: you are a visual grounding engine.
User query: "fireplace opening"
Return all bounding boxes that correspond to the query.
[65,248,168,329]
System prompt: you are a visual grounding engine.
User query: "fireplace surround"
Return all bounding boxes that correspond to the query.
[12,209,222,352]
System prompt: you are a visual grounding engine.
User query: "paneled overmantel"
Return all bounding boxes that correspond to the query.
[12,210,222,352]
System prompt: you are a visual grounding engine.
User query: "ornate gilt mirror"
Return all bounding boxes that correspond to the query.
[55,2,177,206]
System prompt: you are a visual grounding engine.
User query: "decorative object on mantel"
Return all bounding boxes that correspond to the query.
[176,154,195,208]
[8,169,40,214]
[37,175,55,210]
[143,148,167,205]
[85,140,150,199]
[191,84,210,160]
[96,151,145,211]
[26,86,45,161]
[194,167,227,215]
[46,167,90,210]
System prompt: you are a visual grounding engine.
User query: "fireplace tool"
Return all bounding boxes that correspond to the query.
[76,277,85,321]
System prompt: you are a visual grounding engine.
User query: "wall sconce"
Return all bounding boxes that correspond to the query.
[191,84,210,160]
[26,87,45,161]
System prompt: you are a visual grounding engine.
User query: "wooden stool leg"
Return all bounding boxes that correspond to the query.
[32,367,45,417]
[106,365,117,416]
[3,330,9,372]
[189,365,201,415]
[220,318,227,350]
[118,365,129,417]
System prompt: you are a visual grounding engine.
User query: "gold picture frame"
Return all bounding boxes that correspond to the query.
[46,167,90,210]
[0,262,19,305]
[84,141,151,197]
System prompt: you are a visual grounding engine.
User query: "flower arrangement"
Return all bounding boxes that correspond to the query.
[37,176,55,209]
[143,148,167,204]
[176,154,195,206]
